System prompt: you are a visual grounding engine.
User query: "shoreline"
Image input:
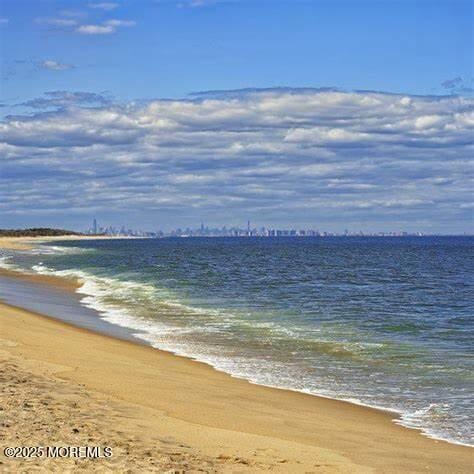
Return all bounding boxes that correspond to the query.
[1,297,473,472]
[1,239,470,448]
[0,259,435,443]
[1,237,473,471]
[0,234,141,251]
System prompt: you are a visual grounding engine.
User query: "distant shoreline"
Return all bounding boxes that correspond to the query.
[0,235,142,251]
[2,228,472,241]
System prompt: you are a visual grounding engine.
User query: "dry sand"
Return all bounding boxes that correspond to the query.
[0,235,136,251]
[0,237,37,251]
[0,237,472,472]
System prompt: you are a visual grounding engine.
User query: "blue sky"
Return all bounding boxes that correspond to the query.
[0,0,473,232]
[1,0,472,102]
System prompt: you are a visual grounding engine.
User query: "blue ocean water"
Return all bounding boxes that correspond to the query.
[1,236,473,445]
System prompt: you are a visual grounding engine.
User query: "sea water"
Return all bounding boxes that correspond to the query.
[1,236,472,445]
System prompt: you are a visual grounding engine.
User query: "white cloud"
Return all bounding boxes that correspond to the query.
[76,24,116,35]
[40,60,74,71]
[104,19,136,27]
[76,19,135,35]
[35,5,134,36]
[0,17,9,24]
[177,0,227,7]
[88,2,119,11]
[1,89,472,229]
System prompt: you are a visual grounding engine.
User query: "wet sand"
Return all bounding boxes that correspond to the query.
[0,238,472,472]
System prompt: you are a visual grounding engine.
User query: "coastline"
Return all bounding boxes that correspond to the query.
[0,234,139,251]
[1,238,473,472]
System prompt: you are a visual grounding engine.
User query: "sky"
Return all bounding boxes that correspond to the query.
[0,0,473,233]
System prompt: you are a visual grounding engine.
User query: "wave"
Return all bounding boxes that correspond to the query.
[23,261,473,447]
[0,245,93,272]
[28,245,95,255]
[1,238,471,448]
[0,255,17,270]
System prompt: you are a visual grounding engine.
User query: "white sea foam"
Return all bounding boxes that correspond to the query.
[0,254,24,271]
[18,260,474,447]
[29,245,94,255]
[0,256,14,269]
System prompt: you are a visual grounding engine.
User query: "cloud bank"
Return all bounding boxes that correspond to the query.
[1,89,472,231]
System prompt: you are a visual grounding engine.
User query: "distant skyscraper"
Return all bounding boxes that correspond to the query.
[93,218,98,234]
[247,220,250,236]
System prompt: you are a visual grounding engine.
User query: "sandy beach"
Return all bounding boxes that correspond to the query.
[0,235,135,251]
[1,238,473,472]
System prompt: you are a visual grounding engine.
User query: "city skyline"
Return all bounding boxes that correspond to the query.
[85,218,468,238]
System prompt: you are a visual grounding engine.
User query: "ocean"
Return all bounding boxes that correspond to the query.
[1,236,472,446]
